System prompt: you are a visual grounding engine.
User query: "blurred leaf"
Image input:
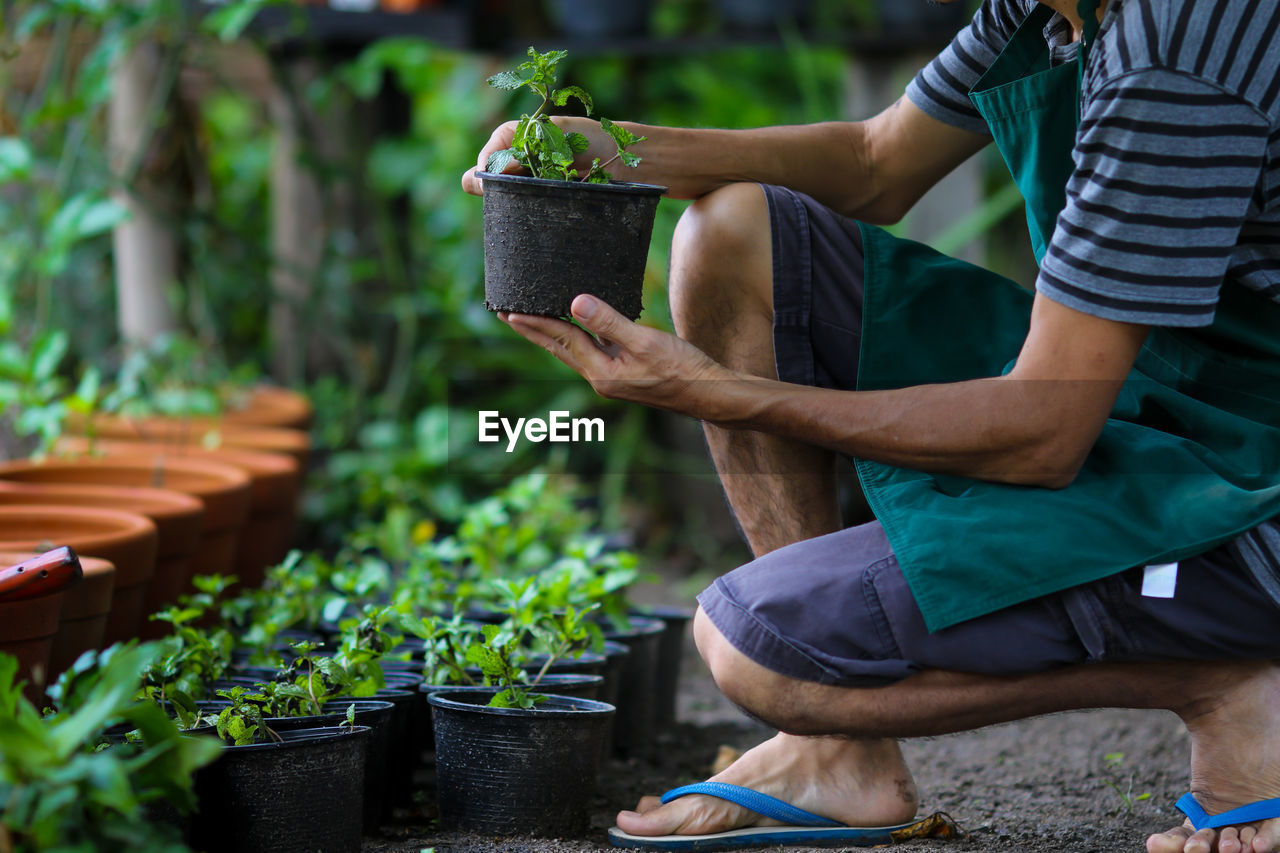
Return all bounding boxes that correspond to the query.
[0,137,33,182]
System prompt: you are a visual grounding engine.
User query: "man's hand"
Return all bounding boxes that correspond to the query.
[499,294,735,417]
[460,117,622,196]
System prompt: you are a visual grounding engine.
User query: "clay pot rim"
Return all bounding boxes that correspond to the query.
[0,480,205,523]
[0,453,252,497]
[0,505,158,548]
[56,438,298,478]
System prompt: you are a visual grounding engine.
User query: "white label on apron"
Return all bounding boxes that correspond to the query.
[1141,562,1179,598]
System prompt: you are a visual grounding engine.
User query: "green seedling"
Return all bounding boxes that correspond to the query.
[465,624,542,710]
[1101,752,1151,814]
[414,613,484,688]
[212,686,278,746]
[485,47,645,184]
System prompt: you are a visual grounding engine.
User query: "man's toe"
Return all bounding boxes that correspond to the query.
[1148,824,1192,853]
[615,801,688,836]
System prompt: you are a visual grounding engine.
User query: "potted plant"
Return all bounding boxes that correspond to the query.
[427,622,614,837]
[0,643,221,853]
[186,686,370,853]
[477,48,665,320]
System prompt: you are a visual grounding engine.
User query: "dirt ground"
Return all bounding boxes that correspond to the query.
[364,609,1194,853]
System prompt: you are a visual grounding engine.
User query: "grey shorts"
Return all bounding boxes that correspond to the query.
[695,184,1280,687]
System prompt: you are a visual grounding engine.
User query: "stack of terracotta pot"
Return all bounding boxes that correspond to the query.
[0,386,312,685]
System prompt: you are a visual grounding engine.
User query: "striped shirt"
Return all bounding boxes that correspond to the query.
[908,0,1280,602]
[906,0,1280,328]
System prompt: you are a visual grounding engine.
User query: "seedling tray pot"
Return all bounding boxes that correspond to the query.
[603,616,665,758]
[636,606,694,728]
[478,171,666,320]
[419,673,604,755]
[191,726,368,853]
[267,700,395,832]
[428,690,614,837]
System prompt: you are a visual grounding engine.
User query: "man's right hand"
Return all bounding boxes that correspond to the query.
[460,116,622,196]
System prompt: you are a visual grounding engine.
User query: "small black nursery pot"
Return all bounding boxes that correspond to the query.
[268,700,395,832]
[604,616,665,757]
[429,690,614,837]
[478,171,666,320]
[636,605,694,729]
[190,727,368,853]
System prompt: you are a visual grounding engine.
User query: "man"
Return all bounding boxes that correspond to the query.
[462,0,1280,850]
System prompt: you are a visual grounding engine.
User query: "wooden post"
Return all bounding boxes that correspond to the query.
[268,60,326,384]
[109,40,179,346]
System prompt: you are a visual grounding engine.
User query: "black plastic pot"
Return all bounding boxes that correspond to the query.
[381,671,430,790]
[372,685,420,808]
[268,700,395,831]
[546,0,652,38]
[636,606,693,729]
[418,673,604,753]
[388,636,429,661]
[196,698,396,831]
[429,690,614,836]
[604,616,665,757]
[478,171,666,320]
[190,727,368,853]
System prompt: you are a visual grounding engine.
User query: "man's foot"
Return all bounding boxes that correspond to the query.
[1147,663,1280,853]
[614,733,918,837]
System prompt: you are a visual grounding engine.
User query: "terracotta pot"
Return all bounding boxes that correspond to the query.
[0,555,68,701]
[0,551,117,680]
[72,414,311,469]
[0,507,155,647]
[0,481,204,638]
[223,385,313,431]
[53,440,298,589]
[0,455,250,597]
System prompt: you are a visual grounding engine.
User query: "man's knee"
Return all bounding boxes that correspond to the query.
[669,183,772,340]
[694,605,846,735]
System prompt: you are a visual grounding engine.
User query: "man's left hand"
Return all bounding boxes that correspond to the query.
[500,294,734,419]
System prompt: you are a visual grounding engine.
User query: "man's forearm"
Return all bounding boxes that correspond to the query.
[703,372,1112,488]
[621,121,897,220]
[620,98,989,221]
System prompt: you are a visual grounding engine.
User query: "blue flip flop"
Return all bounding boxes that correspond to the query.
[606,781,915,850]
[1177,793,1280,831]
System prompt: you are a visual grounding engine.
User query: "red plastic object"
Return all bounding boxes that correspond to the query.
[0,547,83,601]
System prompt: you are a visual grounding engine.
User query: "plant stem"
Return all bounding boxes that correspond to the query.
[582,152,623,183]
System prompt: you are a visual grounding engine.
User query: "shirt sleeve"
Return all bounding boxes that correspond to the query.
[905,0,1026,136]
[1037,69,1270,327]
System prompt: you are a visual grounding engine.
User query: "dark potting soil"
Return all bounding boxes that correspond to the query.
[361,625,1194,853]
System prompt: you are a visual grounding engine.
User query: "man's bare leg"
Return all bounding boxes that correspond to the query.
[617,610,1280,853]
[668,182,843,556]
[657,181,919,830]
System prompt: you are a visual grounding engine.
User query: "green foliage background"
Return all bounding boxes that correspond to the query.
[0,0,996,553]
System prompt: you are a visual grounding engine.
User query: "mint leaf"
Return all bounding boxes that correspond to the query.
[553,85,593,114]
[565,132,590,155]
[487,70,525,91]
[600,117,644,152]
[485,148,516,174]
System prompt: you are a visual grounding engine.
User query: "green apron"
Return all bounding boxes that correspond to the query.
[855,0,1280,631]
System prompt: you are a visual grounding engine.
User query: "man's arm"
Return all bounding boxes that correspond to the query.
[501,292,1150,489]
[461,97,989,224]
